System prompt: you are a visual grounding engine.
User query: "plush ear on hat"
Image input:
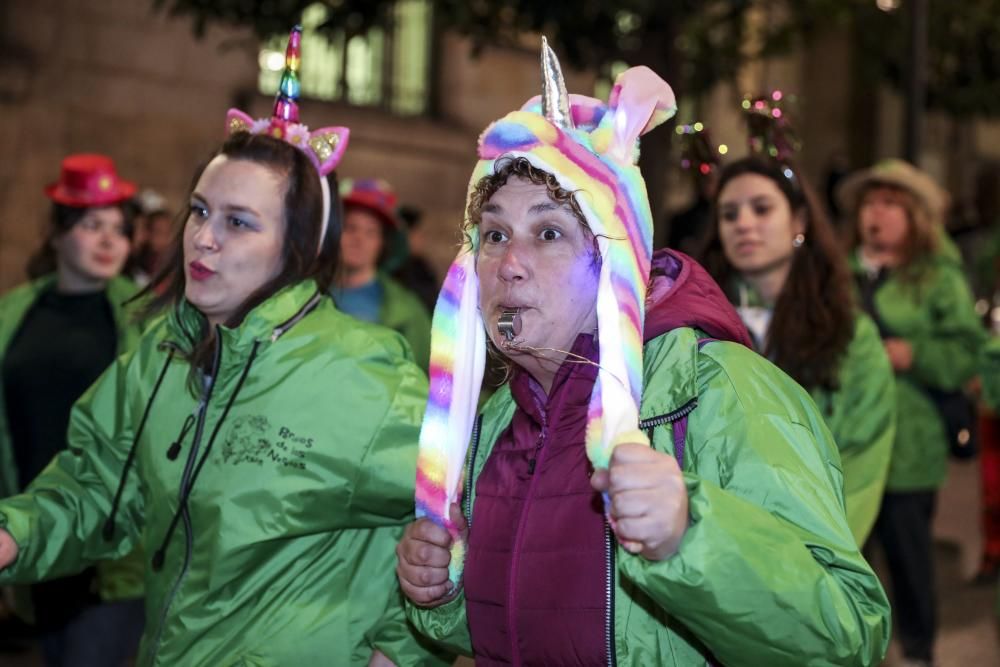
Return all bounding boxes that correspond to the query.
[600,66,677,164]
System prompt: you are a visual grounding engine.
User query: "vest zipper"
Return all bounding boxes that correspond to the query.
[145,332,223,665]
[605,521,617,667]
[463,414,483,526]
[507,420,549,666]
[526,429,546,474]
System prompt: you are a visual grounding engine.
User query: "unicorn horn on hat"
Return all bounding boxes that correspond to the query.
[541,36,573,130]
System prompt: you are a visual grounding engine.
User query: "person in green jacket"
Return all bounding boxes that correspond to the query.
[838,158,987,666]
[0,33,448,667]
[698,156,896,546]
[332,178,432,370]
[0,153,145,666]
[396,46,890,666]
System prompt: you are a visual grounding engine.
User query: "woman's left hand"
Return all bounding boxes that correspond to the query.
[590,443,688,561]
[368,649,396,667]
[884,337,914,371]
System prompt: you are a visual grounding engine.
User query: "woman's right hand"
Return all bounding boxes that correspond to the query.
[0,530,18,569]
[396,503,466,608]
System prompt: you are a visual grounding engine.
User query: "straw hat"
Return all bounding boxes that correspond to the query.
[836,158,949,221]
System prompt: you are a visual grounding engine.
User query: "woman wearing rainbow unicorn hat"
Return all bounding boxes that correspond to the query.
[0,28,449,667]
[396,40,891,666]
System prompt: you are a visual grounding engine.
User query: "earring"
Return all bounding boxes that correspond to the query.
[793,233,805,248]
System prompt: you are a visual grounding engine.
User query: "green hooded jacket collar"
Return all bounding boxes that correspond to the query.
[164,279,322,354]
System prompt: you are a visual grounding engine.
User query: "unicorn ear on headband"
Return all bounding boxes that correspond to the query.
[227,109,349,178]
[224,25,350,248]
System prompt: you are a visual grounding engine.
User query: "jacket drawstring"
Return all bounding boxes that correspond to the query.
[166,413,197,461]
[103,349,175,541]
[152,340,261,571]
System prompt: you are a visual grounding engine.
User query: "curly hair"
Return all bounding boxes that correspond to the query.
[465,156,590,238]
[698,157,855,393]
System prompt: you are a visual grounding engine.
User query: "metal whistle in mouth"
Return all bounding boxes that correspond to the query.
[498,309,522,342]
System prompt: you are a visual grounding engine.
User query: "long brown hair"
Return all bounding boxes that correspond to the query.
[699,157,855,392]
[137,132,341,378]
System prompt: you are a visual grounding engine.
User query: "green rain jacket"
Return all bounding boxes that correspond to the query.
[733,281,896,544]
[810,314,895,545]
[851,251,986,491]
[0,274,144,602]
[378,273,432,372]
[0,280,449,667]
[0,275,141,498]
[408,326,891,666]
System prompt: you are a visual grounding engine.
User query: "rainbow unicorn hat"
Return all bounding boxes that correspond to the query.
[225,25,350,244]
[416,38,676,583]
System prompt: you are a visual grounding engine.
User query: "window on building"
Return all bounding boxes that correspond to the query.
[258,1,432,116]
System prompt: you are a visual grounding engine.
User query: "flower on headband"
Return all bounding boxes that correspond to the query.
[285,123,310,147]
[250,118,272,134]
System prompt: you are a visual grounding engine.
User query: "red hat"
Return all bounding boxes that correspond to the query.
[340,178,400,230]
[44,154,137,207]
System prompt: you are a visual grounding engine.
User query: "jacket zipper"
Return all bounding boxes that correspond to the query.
[270,292,322,342]
[146,331,223,665]
[507,422,548,666]
[637,397,698,432]
[599,397,698,666]
[463,414,483,526]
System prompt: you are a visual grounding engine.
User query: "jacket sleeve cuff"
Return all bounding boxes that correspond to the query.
[0,503,32,581]
[404,592,473,657]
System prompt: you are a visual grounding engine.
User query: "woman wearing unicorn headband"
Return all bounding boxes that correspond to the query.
[0,27,449,667]
[397,40,891,666]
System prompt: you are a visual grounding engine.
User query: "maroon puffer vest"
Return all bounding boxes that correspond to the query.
[464,335,609,666]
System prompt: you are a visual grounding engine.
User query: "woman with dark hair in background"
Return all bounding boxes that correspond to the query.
[130,188,177,290]
[0,29,449,667]
[840,158,986,666]
[393,204,441,314]
[699,156,896,546]
[0,153,145,666]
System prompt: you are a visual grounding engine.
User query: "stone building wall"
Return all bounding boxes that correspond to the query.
[2,0,997,292]
[0,1,592,291]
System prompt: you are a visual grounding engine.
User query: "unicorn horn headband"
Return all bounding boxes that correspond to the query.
[225,25,350,249]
